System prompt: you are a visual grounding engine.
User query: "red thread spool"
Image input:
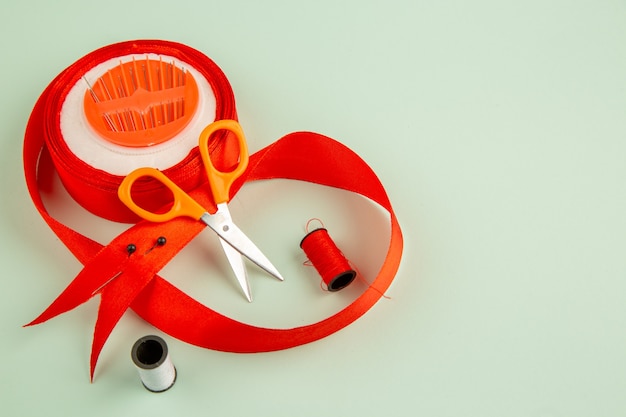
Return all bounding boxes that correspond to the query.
[300,228,357,291]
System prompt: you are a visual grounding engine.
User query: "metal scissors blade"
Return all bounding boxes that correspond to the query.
[218,237,252,302]
[201,204,284,282]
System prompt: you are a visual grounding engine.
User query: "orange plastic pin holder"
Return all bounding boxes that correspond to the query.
[83,57,199,147]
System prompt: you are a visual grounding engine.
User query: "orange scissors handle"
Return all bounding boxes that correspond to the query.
[118,167,206,222]
[198,119,249,204]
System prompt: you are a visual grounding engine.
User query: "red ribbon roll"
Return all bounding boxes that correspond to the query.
[41,39,239,222]
[23,40,404,380]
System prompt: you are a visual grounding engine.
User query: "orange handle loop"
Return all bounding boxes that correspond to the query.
[118,167,206,222]
[198,119,249,204]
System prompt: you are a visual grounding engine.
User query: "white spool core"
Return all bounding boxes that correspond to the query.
[131,335,176,392]
[59,53,217,175]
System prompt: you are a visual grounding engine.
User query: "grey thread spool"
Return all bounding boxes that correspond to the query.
[131,335,177,392]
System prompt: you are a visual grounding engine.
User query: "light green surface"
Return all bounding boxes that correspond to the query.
[1,0,625,415]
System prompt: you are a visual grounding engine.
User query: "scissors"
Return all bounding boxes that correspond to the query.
[118,119,283,302]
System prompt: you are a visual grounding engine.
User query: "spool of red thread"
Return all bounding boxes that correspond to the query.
[300,228,357,291]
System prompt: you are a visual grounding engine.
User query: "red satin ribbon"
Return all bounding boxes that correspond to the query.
[23,40,403,380]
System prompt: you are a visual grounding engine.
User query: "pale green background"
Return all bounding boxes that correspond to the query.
[1,0,625,416]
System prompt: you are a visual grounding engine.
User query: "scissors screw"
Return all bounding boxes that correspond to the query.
[126,243,137,255]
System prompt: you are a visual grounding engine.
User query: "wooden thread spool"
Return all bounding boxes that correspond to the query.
[300,228,357,292]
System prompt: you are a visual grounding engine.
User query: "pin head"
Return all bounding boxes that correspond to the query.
[126,243,137,255]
